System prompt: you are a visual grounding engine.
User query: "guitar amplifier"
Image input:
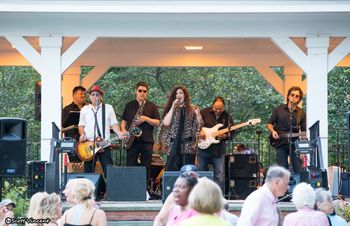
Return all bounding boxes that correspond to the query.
[225,154,258,178]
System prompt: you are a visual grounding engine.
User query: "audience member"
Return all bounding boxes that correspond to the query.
[283,182,329,226]
[0,199,16,226]
[165,172,198,226]
[153,165,198,226]
[315,188,347,226]
[180,178,229,226]
[61,178,107,226]
[237,165,290,226]
[26,192,62,226]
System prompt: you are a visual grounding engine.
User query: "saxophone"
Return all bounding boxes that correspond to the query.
[125,100,145,149]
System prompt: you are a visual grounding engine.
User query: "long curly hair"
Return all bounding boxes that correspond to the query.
[162,85,193,118]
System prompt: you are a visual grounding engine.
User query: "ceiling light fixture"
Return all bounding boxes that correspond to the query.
[184,46,203,50]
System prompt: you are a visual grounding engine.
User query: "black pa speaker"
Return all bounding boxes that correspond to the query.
[106,166,147,201]
[227,178,257,199]
[300,167,328,189]
[67,173,106,200]
[162,171,213,202]
[226,154,258,178]
[0,118,27,177]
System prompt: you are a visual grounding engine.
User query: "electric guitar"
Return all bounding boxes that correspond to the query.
[269,131,307,148]
[76,128,140,161]
[198,119,261,149]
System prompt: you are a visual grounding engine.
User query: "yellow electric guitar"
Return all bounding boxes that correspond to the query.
[76,128,141,161]
[198,119,261,149]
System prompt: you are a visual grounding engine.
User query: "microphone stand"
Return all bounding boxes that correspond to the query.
[288,104,296,173]
[226,98,232,199]
[92,101,100,173]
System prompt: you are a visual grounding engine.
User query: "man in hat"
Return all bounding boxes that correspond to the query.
[0,199,16,226]
[62,85,86,162]
[78,85,127,176]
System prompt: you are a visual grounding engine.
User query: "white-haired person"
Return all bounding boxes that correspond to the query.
[60,178,107,226]
[315,188,347,226]
[26,192,62,226]
[283,182,329,226]
[180,178,229,226]
[237,165,290,226]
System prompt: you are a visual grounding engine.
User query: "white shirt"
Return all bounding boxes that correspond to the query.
[237,184,279,226]
[78,103,118,141]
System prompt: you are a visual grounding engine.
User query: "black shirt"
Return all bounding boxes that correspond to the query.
[62,102,83,140]
[122,100,160,143]
[199,107,233,156]
[268,104,306,133]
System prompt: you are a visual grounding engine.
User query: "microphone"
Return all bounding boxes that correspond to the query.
[95,98,100,105]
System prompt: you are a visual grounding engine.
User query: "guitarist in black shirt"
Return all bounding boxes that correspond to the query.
[267,86,306,173]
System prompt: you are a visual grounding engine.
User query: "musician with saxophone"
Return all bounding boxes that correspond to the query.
[121,81,160,171]
[267,86,306,173]
[78,85,126,176]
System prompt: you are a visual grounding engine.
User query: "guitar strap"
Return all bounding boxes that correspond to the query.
[92,104,105,139]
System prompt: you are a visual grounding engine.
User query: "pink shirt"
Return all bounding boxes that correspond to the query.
[283,207,330,226]
[237,184,279,226]
[166,205,198,226]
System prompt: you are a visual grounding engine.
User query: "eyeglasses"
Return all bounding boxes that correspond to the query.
[290,93,300,98]
[138,89,148,93]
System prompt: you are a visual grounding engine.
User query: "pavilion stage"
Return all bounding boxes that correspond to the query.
[92,200,296,226]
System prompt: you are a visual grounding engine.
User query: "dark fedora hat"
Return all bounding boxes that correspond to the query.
[89,85,104,95]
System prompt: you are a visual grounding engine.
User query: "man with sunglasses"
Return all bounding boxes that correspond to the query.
[121,82,160,174]
[267,86,306,173]
[78,85,126,176]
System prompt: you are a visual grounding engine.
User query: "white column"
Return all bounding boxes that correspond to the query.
[305,36,329,168]
[39,36,63,161]
[62,66,81,107]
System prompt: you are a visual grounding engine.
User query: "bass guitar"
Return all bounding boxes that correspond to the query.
[198,118,261,149]
[269,131,306,148]
[76,128,140,161]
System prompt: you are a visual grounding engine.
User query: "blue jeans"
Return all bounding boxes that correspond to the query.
[197,150,225,192]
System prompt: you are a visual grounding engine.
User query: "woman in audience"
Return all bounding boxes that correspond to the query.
[181,178,230,226]
[315,188,347,226]
[165,172,198,226]
[283,182,329,226]
[26,192,62,226]
[60,178,106,226]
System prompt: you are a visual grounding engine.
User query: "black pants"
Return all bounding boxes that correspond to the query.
[84,149,113,177]
[166,148,196,171]
[276,143,301,173]
[126,141,153,167]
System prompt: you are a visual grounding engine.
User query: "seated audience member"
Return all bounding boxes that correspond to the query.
[165,172,199,226]
[219,199,238,226]
[315,188,347,226]
[180,178,229,226]
[153,164,198,226]
[0,199,16,226]
[61,178,107,226]
[283,182,329,226]
[26,192,62,226]
[237,165,290,226]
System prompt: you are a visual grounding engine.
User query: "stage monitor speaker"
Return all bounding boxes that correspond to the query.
[300,167,328,189]
[162,171,213,202]
[0,118,27,177]
[67,173,106,200]
[226,154,258,178]
[106,166,146,201]
[27,161,46,197]
[226,178,257,200]
[340,172,350,198]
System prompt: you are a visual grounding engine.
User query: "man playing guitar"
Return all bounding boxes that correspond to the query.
[267,86,306,173]
[78,85,127,177]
